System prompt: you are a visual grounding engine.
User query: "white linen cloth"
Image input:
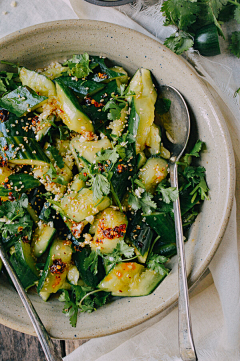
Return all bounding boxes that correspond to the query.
[0,1,240,360]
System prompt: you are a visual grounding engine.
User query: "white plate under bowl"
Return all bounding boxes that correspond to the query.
[0,20,235,339]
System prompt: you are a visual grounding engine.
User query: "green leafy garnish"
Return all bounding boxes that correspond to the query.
[128,190,157,215]
[64,53,92,79]
[91,174,111,202]
[157,179,179,204]
[229,31,240,57]
[103,99,126,121]
[147,254,169,275]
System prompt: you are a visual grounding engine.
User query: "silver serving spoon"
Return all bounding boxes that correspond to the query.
[159,85,198,361]
[0,242,63,361]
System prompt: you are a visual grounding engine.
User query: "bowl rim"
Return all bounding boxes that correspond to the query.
[0,19,235,339]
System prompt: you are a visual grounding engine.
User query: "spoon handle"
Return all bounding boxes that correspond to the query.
[169,162,198,361]
[0,243,63,361]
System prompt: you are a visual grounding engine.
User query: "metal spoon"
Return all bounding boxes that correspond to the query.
[0,242,63,361]
[159,85,198,361]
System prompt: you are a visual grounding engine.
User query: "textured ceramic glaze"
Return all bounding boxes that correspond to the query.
[0,20,235,339]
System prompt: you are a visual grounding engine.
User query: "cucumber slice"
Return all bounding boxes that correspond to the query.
[19,68,56,97]
[98,262,167,296]
[70,175,85,192]
[0,136,50,166]
[15,239,39,277]
[109,104,128,137]
[32,223,56,258]
[70,137,112,164]
[40,62,68,80]
[55,76,106,98]
[10,253,38,290]
[39,291,51,302]
[0,165,12,183]
[145,212,176,244]
[0,110,35,138]
[145,124,161,155]
[60,188,111,222]
[136,152,147,169]
[35,115,55,141]
[127,211,153,263]
[37,239,72,294]
[128,69,157,153]
[91,207,128,254]
[138,157,168,193]
[55,79,94,134]
[0,86,47,117]
[67,265,80,285]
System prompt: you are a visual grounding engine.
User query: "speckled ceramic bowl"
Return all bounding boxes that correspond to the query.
[0,20,235,339]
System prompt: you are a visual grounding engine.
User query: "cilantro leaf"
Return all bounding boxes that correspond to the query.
[164,32,194,55]
[92,174,110,202]
[157,180,179,204]
[128,190,157,215]
[96,148,119,164]
[183,140,204,164]
[234,6,240,23]
[161,0,199,31]
[46,146,65,169]
[147,254,169,275]
[83,250,100,275]
[64,53,92,78]
[103,99,126,121]
[229,31,240,58]
[101,240,135,271]
[59,290,78,327]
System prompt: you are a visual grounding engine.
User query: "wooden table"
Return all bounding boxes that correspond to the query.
[0,324,87,360]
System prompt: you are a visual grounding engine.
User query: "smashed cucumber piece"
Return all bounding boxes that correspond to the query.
[98,262,167,296]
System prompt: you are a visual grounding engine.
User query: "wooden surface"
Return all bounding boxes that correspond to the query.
[0,323,88,361]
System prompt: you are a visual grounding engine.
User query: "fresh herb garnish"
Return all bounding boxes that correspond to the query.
[64,53,92,79]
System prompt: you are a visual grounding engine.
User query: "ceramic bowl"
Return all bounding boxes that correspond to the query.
[0,20,235,339]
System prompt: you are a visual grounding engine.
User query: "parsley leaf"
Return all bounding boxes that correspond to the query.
[147,254,169,275]
[64,53,92,78]
[157,180,179,204]
[92,174,111,202]
[229,31,240,57]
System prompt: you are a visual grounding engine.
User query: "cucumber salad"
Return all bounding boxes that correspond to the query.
[0,54,209,327]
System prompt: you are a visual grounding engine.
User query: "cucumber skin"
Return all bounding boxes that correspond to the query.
[10,253,38,290]
[194,24,220,57]
[145,212,176,244]
[0,136,50,164]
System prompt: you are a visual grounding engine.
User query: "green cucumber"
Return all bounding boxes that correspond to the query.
[10,253,38,290]
[128,69,157,153]
[19,67,56,97]
[35,115,55,141]
[127,211,153,263]
[194,24,220,57]
[110,159,134,202]
[0,110,35,138]
[91,208,128,254]
[70,137,112,164]
[138,157,168,193]
[0,174,40,197]
[37,239,72,294]
[145,212,176,244]
[56,76,105,98]
[82,80,118,130]
[0,86,47,117]
[98,262,167,296]
[55,79,94,134]
[154,243,177,257]
[32,223,56,258]
[0,136,50,165]
[60,188,111,223]
[15,239,39,277]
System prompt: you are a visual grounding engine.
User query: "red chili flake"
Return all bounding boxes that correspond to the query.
[0,109,9,122]
[22,236,29,243]
[98,72,108,80]
[116,164,127,174]
[98,163,105,173]
[83,172,87,177]
[8,192,15,201]
[0,157,8,167]
[31,115,39,126]
[100,222,127,240]
[85,96,104,108]
[50,259,67,274]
